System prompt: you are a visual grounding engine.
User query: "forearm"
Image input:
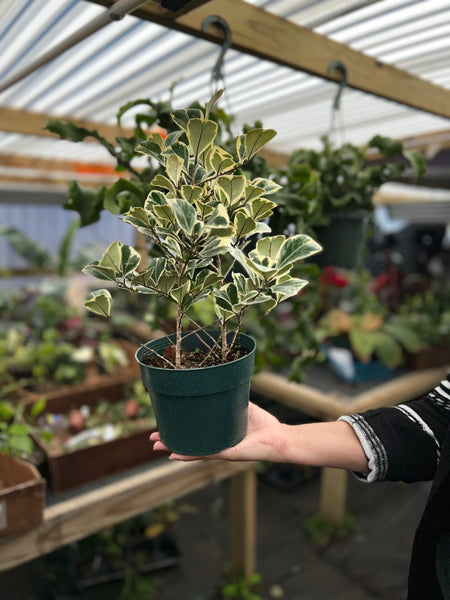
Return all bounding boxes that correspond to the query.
[278,420,369,474]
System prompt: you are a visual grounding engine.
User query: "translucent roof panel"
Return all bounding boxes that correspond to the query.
[0,0,449,164]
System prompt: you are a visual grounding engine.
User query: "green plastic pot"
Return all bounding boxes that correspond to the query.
[313,209,370,269]
[135,330,256,456]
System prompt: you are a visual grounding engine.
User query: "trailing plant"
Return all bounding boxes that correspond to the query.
[272,134,426,232]
[80,90,321,368]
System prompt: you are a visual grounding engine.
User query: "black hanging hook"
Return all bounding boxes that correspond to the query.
[202,15,232,86]
[327,60,348,111]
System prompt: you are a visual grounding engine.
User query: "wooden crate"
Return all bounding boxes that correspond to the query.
[0,455,45,537]
[18,339,140,405]
[33,378,166,494]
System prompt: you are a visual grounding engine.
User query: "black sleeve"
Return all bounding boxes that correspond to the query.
[339,372,450,483]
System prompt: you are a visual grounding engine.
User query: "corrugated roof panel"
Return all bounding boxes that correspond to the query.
[0,0,449,164]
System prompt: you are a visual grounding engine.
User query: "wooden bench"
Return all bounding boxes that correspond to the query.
[0,459,257,577]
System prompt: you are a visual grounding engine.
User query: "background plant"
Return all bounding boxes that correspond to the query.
[272,134,426,233]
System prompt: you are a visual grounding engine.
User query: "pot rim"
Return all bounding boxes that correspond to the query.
[135,329,256,373]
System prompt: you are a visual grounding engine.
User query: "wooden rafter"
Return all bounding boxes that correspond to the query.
[89,0,450,119]
[0,107,133,140]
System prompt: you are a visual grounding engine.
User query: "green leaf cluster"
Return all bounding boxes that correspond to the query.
[82,91,321,365]
[273,134,427,231]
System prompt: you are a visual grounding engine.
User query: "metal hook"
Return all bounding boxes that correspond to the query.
[327,60,348,111]
[202,15,232,85]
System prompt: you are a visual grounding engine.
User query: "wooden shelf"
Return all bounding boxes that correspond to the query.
[0,458,256,574]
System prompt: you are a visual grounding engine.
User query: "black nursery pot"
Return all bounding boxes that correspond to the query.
[135,330,256,456]
[313,209,370,269]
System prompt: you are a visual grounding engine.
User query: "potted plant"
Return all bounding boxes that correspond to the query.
[316,307,423,382]
[0,400,45,536]
[30,379,164,492]
[273,135,426,269]
[313,266,424,382]
[81,90,321,455]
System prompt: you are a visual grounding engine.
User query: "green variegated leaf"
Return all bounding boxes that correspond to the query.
[151,256,168,283]
[187,119,218,157]
[236,134,246,163]
[196,201,215,220]
[136,138,164,164]
[234,210,257,239]
[164,130,183,147]
[171,108,203,131]
[167,141,189,170]
[232,272,247,295]
[153,204,175,225]
[98,241,122,272]
[248,197,277,221]
[122,206,151,229]
[244,184,266,203]
[251,177,282,196]
[181,185,203,204]
[165,236,183,258]
[253,235,285,261]
[217,175,245,206]
[157,273,178,294]
[82,262,116,281]
[271,278,307,298]
[256,222,272,234]
[166,153,185,186]
[278,234,322,269]
[167,197,197,235]
[85,289,112,318]
[205,204,233,238]
[120,244,141,275]
[204,89,224,119]
[206,146,235,173]
[201,237,231,258]
[151,174,176,196]
[132,268,156,290]
[194,270,222,289]
[145,190,168,208]
[213,291,233,314]
[244,129,277,160]
[170,281,191,303]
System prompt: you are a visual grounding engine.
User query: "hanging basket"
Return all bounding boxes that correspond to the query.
[313,209,371,269]
[135,330,256,456]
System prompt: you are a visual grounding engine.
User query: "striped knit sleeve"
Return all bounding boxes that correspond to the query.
[338,372,450,483]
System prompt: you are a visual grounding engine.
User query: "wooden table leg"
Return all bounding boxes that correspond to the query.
[319,467,348,524]
[229,466,257,578]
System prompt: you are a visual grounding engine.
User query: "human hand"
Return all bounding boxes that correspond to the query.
[149,402,286,462]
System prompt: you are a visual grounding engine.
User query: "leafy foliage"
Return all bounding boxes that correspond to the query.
[272,134,426,232]
[81,90,322,368]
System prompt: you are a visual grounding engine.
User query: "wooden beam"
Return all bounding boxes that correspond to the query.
[89,0,450,119]
[0,107,133,140]
[161,0,213,20]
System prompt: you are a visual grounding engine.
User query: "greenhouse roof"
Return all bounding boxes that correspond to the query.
[0,0,449,190]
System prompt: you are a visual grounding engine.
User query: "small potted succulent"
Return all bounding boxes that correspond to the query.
[81,90,321,455]
[274,135,426,269]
